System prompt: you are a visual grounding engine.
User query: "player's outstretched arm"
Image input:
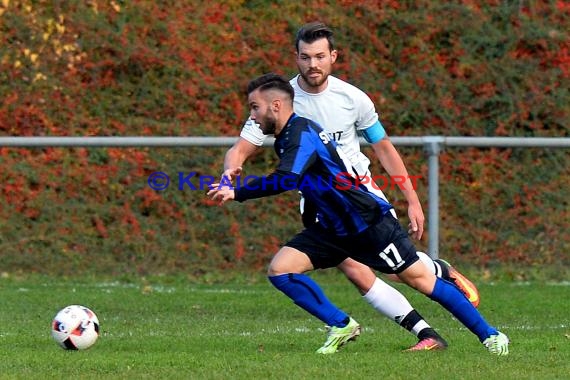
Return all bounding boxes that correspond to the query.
[371,137,425,240]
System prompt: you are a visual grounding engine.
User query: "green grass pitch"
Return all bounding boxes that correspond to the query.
[1,272,569,380]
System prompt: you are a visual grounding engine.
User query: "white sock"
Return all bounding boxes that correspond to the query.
[363,278,430,335]
[416,251,443,277]
[363,278,413,320]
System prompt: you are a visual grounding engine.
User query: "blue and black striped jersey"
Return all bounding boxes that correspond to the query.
[234,113,394,235]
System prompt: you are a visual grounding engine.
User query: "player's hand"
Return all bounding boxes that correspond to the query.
[221,167,242,182]
[407,203,425,240]
[207,184,235,206]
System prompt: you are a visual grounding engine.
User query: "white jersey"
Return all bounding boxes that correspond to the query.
[240,75,380,175]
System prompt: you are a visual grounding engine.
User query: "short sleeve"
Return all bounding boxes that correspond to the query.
[355,92,380,131]
[239,118,267,146]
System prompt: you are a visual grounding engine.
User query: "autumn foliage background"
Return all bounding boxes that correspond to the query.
[0,1,568,279]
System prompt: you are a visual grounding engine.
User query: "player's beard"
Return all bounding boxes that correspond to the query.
[259,111,277,135]
[299,68,328,89]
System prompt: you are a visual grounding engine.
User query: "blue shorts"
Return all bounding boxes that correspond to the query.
[285,213,419,274]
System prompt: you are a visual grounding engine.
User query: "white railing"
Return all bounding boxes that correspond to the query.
[1,136,569,258]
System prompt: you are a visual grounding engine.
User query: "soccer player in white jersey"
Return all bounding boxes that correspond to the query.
[223,22,478,351]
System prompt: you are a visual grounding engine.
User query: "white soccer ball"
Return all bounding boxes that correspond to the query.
[51,305,100,350]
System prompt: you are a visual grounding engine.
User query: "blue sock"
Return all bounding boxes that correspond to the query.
[268,273,349,327]
[429,277,498,342]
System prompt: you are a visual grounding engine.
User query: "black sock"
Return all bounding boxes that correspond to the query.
[399,310,423,332]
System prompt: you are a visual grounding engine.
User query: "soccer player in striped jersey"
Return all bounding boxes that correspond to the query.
[209,73,509,355]
[223,22,477,352]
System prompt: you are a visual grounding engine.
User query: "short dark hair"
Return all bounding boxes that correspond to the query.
[247,73,294,101]
[295,21,335,52]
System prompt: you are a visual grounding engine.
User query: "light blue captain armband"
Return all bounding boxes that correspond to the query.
[361,121,386,144]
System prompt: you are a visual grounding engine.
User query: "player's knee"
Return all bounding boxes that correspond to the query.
[267,258,298,276]
[268,247,313,276]
[267,263,283,276]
